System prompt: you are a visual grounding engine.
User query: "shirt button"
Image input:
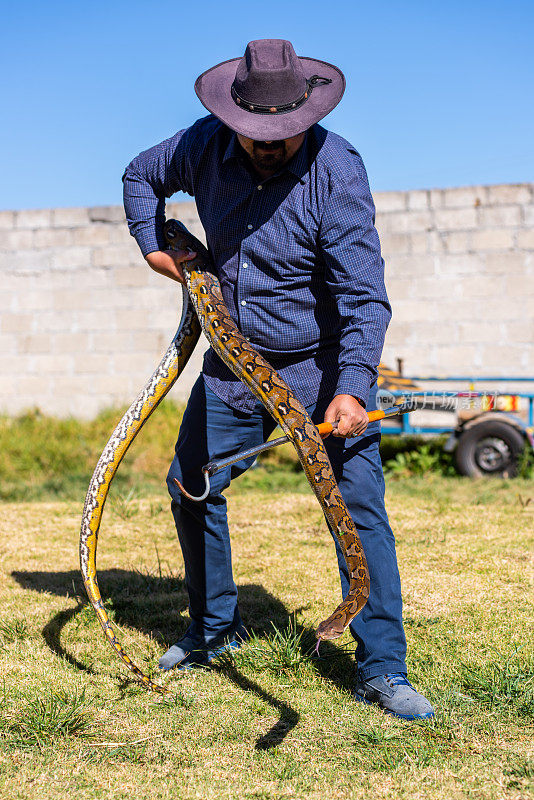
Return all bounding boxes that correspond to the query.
[247,224,253,230]
[241,300,247,306]
[242,262,248,268]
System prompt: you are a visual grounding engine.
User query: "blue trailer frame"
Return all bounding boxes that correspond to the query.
[379,376,534,436]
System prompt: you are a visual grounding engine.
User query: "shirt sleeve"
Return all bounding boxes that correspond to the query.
[122,128,195,257]
[319,158,391,407]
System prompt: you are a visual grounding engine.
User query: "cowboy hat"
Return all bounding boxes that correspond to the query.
[194,39,345,140]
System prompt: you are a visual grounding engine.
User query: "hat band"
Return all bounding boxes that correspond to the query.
[230,74,332,116]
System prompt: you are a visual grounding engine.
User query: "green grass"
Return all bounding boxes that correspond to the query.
[0,469,532,799]
[1,405,505,503]
[0,407,533,798]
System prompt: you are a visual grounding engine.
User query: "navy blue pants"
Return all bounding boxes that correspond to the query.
[166,376,407,680]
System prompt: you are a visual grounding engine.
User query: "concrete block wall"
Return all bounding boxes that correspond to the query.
[0,184,532,418]
[377,184,533,376]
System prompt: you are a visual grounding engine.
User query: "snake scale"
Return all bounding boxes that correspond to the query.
[79,219,370,692]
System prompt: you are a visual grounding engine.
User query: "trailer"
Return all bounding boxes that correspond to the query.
[376,365,534,478]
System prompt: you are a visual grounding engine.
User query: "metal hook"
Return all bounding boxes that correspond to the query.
[173,468,211,503]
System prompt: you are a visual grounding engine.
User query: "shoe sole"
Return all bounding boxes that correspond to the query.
[159,637,244,672]
[353,693,435,721]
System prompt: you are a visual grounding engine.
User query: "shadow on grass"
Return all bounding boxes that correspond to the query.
[12,569,355,748]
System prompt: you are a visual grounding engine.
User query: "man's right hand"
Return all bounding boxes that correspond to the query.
[145,248,197,285]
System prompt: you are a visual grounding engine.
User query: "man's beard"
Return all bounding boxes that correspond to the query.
[250,140,287,171]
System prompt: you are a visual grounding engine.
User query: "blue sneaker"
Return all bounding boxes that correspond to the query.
[354,673,435,720]
[158,626,248,671]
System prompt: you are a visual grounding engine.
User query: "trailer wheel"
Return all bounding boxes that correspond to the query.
[455,420,525,478]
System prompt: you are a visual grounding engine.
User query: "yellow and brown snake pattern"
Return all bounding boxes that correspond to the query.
[79,219,369,692]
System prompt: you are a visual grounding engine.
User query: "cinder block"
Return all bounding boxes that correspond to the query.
[478,205,522,227]
[90,373,136,396]
[517,229,534,249]
[92,245,139,268]
[384,254,415,277]
[16,375,50,394]
[112,266,149,287]
[374,191,407,213]
[0,211,15,229]
[79,268,112,289]
[432,344,482,371]
[167,201,199,219]
[409,233,430,253]
[458,275,507,298]
[487,184,532,204]
[1,230,34,250]
[379,212,409,233]
[380,232,411,255]
[51,247,92,269]
[508,273,534,297]
[76,309,115,331]
[0,375,16,397]
[407,190,429,210]
[442,186,487,208]
[53,332,91,353]
[1,312,34,333]
[53,375,100,398]
[89,206,125,223]
[458,321,501,343]
[478,344,525,370]
[503,320,534,343]
[19,333,52,354]
[484,251,529,274]
[33,228,73,248]
[436,253,485,276]
[131,330,168,353]
[52,207,90,227]
[434,207,478,230]
[31,353,74,374]
[384,278,415,301]
[92,331,135,353]
[53,289,94,311]
[17,290,52,311]
[73,224,112,246]
[442,232,470,253]
[429,189,445,208]
[0,354,22,375]
[115,308,149,329]
[471,228,515,251]
[0,249,52,274]
[106,224,132,244]
[14,209,52,229]
[73,353,112,373]
[39,310,80,333]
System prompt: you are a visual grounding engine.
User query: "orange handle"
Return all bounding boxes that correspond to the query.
[367,409,386,422]
[316,408,386,437]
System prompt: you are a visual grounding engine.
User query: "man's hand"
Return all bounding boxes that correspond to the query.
[323,394,368,438]
[145,248,197,285]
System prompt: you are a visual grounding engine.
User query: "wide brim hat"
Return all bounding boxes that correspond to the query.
[194,39,345,140]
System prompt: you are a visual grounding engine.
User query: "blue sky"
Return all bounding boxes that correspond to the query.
[1,0,533,210]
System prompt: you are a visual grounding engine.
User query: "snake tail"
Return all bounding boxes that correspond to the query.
[79,286,201,692]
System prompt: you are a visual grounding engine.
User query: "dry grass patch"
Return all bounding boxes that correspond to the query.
[0,476,532,799]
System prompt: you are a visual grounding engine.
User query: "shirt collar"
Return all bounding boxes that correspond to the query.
[222,129,310,184]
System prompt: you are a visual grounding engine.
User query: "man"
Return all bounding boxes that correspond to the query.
[123,39,434,720]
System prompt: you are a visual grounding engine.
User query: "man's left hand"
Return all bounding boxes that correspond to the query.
[323,394,368,438]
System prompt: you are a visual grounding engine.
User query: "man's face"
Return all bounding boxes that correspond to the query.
[236,132,306,174]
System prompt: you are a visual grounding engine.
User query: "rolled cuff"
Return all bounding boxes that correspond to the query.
[134,225,166,258]
[335,367,372,408]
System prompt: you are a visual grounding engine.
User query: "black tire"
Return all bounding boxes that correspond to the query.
[455,419,525,478]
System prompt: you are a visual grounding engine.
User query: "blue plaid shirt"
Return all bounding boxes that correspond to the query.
[123,115,391,412]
